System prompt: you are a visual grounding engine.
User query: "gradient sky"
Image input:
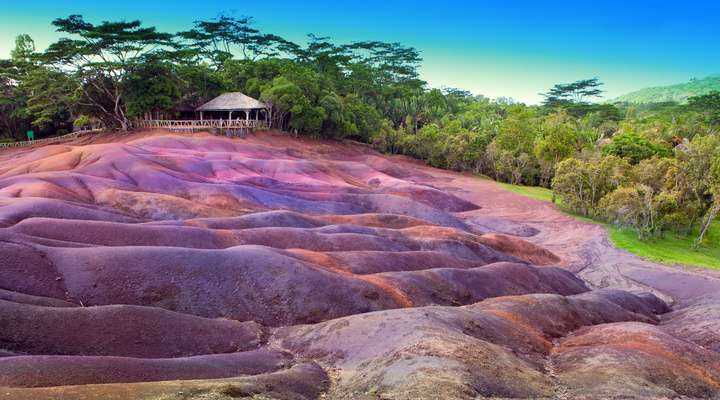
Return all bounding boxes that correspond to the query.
[1,0,718,104]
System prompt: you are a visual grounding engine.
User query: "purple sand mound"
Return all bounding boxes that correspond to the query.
[0,130,718,399]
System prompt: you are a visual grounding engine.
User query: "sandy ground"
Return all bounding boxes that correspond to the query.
[417,168,720,306]
[0,129,718,399]
[17,127,711,296]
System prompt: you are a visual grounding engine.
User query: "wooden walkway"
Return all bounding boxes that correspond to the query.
[0,129,101,150]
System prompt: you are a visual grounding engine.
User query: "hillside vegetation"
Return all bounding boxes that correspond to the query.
[612,75,720,104]
[499,182,720,269]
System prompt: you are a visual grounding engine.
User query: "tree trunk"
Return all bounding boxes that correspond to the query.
[694,202,718,249]
[119,118,129,131]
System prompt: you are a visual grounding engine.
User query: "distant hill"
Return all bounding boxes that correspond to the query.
[611,75,720,104]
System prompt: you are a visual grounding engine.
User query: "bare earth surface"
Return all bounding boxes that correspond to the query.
[0,130,719,399]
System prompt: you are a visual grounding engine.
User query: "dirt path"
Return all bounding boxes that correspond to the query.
[395,162,720,307]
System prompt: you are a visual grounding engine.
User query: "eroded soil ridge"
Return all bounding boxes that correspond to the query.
[0,131,718,399]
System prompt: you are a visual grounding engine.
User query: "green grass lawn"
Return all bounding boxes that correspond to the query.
[498,182,555,202]
[608,225,720,269]
[496,181,720,269]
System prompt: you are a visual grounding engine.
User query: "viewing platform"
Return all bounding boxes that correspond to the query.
[136,119,267,136]
[138,92,270,137]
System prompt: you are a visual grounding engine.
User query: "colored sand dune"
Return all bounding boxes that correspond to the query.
[0,130,719,399]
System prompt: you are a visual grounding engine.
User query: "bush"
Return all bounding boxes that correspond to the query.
[601,132,672,164]
[73,115,93,128]
[552,155,628,217]
[599,185,687,239]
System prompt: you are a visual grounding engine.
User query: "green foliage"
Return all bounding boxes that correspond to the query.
[552,155,629,217]
[0,34,75,139]
[124,62,181,118]
[598,157,688,238]
[260,76,311,131]
[499,181,720,269]
[687,91,720,126]
[541,78,604,108]
[175,64,224,109]
[73,115,92,128]
[534,111,578,186]
[178,14,292,66]
[20,67,76,130]
[44,15,175,129]
[601,132,672,164]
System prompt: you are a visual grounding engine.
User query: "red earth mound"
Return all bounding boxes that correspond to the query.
[0,130,718,399]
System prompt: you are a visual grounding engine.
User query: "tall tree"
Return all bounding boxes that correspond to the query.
[19,67,77,132]
[541,78,604,107]
[43,15,174,130]
[534,111,578,187]
[178,14,293,67]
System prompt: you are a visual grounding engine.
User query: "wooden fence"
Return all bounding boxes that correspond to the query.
[0,129,101,150]
[0,119,267,151]
[136,119,268,130]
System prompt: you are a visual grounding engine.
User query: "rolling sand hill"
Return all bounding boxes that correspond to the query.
[1,130,719,399]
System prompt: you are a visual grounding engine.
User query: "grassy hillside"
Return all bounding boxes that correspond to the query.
[612,74,720,104]
[497,182,720,269]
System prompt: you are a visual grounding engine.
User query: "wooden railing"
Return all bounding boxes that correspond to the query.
[0,129,101,150]
[0,119,267,151]
[136,119,268,130]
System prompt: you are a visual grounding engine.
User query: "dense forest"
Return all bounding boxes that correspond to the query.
[1,14,719,246]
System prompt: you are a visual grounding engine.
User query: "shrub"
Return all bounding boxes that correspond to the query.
[552,155,628,217]
[601,132,672,164]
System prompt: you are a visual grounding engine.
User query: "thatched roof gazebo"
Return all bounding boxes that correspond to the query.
[196,92,268,122]
[136,92,269,136]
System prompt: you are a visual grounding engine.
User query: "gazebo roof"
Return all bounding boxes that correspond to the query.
[196,92,267,111]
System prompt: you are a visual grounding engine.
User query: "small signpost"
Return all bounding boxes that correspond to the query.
[26,130,35,141]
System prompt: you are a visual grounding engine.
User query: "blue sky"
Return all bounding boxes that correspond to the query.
[1,0,718,103]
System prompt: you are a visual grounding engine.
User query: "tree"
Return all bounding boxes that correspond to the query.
[341,94,382,141]
[492,106,538,184]
[124,61,181,119]
[175,64,224,109]
[552,155,628,217]
[600,158,685,238]
[541,78,604,107]
[687,91,720,126]
[260,76,320,132]
[0,61,29,139]
[19,67,77,132]
[1,34,76,138]
[0,35,35,139]
[345,41,422,85]
[602,132,672,164]
[43,15,174,130]
[10,34,36,69]
[534,111,578,187]
[693,156,720,248]
[178,14,292,67]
